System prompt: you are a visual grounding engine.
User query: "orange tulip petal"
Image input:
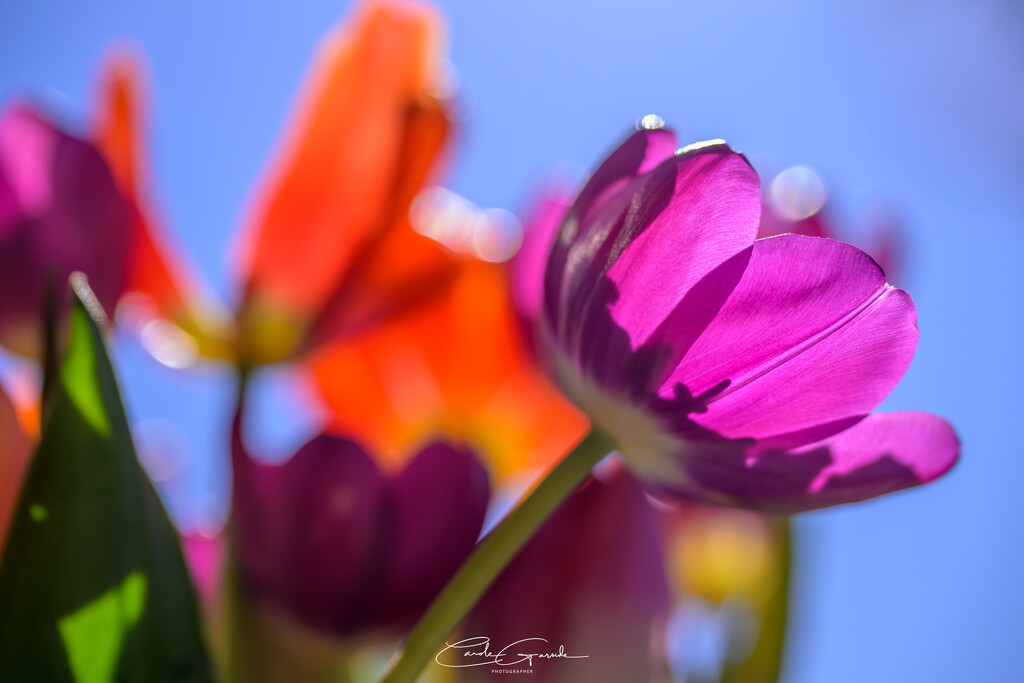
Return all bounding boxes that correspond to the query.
[304,99,458,349]
[239,1,447,320]
[94,54,229,358]
[308,261,588,481]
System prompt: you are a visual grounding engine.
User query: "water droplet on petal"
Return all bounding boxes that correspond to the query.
[639,114,666,130]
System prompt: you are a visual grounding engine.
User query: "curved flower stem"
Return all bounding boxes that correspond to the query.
[380,428,615,683]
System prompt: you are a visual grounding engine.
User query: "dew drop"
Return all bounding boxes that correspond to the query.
[639,114,666,130]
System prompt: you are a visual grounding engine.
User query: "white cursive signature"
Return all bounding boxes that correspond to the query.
[435,637,589,668]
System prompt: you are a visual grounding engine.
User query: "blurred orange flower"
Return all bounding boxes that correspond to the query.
[84,0,463,370]
[235,0,459,365]
[93,56,233,362]
[308,259,588,482]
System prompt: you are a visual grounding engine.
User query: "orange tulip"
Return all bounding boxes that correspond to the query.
[236,0,459,365]
[308,259,588,482]
[93,54,233,363]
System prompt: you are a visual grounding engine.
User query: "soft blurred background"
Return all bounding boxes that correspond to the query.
[1,1,1021,681]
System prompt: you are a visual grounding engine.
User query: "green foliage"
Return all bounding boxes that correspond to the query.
[0,280,213,682]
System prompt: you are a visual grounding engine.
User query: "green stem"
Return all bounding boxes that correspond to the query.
[380,428,615,683]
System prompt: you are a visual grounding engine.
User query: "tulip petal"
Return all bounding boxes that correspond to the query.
[543,128,676,336]
[181,533,224,612]
[548,140,761,398]
[512,192,571,327]
[93,60,195,313]
[659,235,917,440]
[231,409,495,639]
[94,56,231,359]
[371,441,490,631]
[463,469,670,682]
[0,165,17,226]
[601,143,761,355]
[571,127,678,227]
[308,261,588,482]
[675,412,959,512]
[239,1,447,326]
[0,106,133,357]
[231,416,388,635]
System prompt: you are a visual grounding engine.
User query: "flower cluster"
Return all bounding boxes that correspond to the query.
[0,2,958,682]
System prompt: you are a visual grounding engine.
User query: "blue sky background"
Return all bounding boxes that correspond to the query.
[1,1,1022,681]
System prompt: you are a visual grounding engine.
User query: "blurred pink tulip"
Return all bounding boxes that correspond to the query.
[0,106,132,357]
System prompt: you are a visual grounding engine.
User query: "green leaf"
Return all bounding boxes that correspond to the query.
[0,278,214,682]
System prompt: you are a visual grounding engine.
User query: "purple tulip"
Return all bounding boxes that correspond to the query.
[460,467,670,683]
[230,413,491,638]
[0,105,133,357]
[530,127,958,513]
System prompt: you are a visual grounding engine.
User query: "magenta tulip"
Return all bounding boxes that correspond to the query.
[530,127,958,512]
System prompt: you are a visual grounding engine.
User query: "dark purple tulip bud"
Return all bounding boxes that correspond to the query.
[231,413,490,639]
[370,441,491,631]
